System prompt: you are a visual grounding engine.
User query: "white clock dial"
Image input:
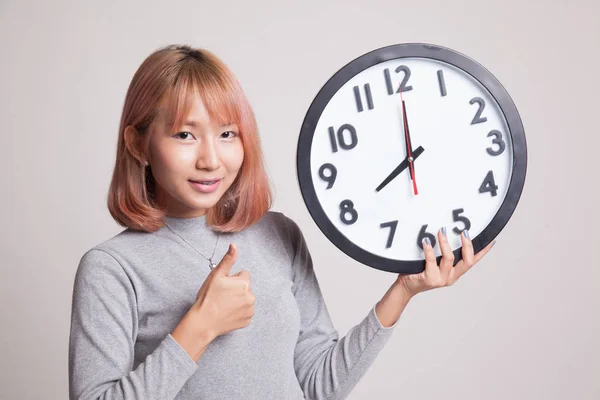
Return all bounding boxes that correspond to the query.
[309,57,513,261]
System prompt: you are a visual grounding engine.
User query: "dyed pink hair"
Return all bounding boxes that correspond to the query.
[107,44,272,232]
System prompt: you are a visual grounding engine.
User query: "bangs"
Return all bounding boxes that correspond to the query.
[109,44,271,233]
[160,62,240,132]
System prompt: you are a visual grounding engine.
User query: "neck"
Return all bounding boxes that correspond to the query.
[163,213,209,235]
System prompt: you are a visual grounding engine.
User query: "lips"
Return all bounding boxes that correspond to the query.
[189,179,222,193]
[190,178,222,183]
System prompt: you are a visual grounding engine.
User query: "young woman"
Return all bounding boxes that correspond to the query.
[68,44,494,400]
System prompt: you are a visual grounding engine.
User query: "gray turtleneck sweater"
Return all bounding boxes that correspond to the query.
[69,211,398,400]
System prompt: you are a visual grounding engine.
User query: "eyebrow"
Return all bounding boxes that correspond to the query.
[167,120,235,128]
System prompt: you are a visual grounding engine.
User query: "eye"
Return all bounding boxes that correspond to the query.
[221,130,238,139]
[174,131,196,140]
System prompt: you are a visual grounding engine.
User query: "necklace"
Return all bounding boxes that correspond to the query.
[164,220,220,270]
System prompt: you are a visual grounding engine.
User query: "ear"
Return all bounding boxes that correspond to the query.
[124,125,148,165]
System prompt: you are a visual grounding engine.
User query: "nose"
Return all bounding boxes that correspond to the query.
[195,137,221,171]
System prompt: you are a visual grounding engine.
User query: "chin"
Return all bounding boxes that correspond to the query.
[180,179,232,210]
[193,193,225,209]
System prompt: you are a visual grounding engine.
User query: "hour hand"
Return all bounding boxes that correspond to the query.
[375,146,424,193]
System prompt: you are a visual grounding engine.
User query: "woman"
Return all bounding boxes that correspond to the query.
[68,44,494,400]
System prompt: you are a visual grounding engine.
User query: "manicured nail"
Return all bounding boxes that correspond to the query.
[423,237,431,247]
[464,229,470,239]
[441,227,447,236]
[492,240,496,247]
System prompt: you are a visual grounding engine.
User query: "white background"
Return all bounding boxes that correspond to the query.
[1,0,598,399]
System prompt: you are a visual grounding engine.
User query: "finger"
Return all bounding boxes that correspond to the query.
[213,243,237,276]
[226,278,250,292]
[233,270,250,283]
[454,230,475,277]
[437,227,454,280]
[422,237,438,275]
[234,269,249,279]
[231,270,251,289]
[473,240,496,263]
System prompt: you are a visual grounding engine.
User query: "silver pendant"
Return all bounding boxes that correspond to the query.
[209,259,217,270]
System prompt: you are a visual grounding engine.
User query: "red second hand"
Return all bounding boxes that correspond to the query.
[399,88,419,195]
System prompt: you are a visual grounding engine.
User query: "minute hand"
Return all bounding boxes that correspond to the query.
[401,96,418,195]
[375,146,425,193]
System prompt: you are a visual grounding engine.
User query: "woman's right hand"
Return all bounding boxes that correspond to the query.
[192,243,256,337]
[171,243,255,361]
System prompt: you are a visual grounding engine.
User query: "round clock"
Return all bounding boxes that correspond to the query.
[296,43,527,274]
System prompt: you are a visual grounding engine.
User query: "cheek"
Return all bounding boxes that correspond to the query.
[150,146,191,184]
[224,142,245,172]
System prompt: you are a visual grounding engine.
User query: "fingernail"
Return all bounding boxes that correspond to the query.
[441,227,447,236]
[423,237,431,247]
[464,229,470,239]
[492,240,496,248]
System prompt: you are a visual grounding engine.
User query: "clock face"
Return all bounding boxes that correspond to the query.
[297,44,527,274]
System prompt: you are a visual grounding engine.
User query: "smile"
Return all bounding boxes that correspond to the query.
[189,179,222,193]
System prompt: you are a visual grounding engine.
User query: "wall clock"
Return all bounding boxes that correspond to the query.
[296,43,527,274]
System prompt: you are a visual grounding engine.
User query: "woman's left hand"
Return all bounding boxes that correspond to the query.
[396,228,495,297]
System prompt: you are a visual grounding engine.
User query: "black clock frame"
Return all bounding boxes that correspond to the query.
[296,43,527,274]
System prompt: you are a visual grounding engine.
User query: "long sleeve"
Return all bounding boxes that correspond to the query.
[68,248,198,400]
[284,216,399,400]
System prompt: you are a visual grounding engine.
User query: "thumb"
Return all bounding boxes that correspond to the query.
[212,243,237,276]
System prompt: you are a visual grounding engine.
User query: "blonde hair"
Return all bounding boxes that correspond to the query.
[107,44,272,232]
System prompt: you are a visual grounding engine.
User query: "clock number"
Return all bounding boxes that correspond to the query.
[486,130,506,156]
[380,220,398,249]
[353,83,374,112]
[339,200,358,225]
[417,224,437,250]
[437,69,447,97]
[417,210,472,249]
[328,124,358,153]
[470,97,488,125]
[479,170,499,197]
[452,208,472,234]
[384,65,413,95]
[318,163,337,189]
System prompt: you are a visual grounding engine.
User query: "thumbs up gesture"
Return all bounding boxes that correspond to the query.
[193,244,256,337]
[171,244,256,361]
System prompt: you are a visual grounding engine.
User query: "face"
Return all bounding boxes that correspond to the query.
[147,92,244,218]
